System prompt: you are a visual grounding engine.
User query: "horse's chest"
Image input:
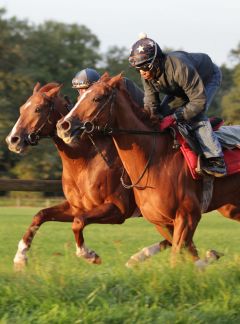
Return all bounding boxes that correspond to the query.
[135,191,174,225]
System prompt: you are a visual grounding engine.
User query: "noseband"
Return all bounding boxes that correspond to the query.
[79,88,117,138]
[78,86,158,189]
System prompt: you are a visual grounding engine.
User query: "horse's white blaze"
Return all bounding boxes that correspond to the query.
[67,89,92,117]
[23,101,32,110]
[9,118,21,138]
[13,239,28,264]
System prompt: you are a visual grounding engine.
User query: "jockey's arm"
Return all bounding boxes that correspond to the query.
[174,62,207,121]
[141,77,161,116]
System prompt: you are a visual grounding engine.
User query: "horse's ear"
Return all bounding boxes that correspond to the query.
[100,72,110,81]
[45,84,63,98]
[33,82,41,94]
[108,73,123,87]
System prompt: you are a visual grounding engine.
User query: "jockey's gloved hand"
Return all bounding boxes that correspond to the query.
[159,115,176,131]
[144,105,163,119]
[173,107,185,122]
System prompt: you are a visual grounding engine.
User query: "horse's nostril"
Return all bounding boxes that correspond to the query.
[11,136,20,144]
[61,120,71,131]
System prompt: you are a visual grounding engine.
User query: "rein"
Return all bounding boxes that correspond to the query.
[79,87,161,189]
[87,134,113,168]
[120,135,156,189]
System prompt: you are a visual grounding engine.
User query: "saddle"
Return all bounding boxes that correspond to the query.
[170,118,240,179]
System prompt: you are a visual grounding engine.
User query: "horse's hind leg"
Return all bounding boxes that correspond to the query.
[218,204,240,222]
[14,200,73,269]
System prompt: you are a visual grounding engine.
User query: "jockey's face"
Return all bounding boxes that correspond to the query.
[139,69,155,80]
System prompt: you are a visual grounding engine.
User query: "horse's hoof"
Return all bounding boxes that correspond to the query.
[206,250,224,261]
[85,255,102,265]
[13,260,27,271]
[125,257,139,268]
[91,256,102,264]
[195,259,208,270]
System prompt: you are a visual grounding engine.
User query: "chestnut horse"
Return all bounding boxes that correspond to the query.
[57,73,240,265]
[6,82,167,269]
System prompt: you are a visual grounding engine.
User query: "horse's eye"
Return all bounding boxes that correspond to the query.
[35,107,41,113]
[93,96,102,103]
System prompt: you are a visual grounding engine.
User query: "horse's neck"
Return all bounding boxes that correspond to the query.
[55,132,114,163]
[115,93,146,130]
[114,92,166,151]
[54,97,69,119]
[112,92,169,173]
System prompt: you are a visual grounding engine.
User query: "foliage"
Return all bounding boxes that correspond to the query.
[0,209,240,323]
[221,44,240,123]
[101,45,142,88]
[0,7,142,188]
[207,65,234,118]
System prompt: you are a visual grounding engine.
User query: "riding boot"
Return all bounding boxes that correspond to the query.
[191,118,227,177]
[201,156,227,177]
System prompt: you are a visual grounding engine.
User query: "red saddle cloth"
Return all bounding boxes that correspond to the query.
[176,131,240,179]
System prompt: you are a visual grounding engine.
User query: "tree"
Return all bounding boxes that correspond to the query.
[0,8,103,186]
[21,20,101,98]
[207,64,234,118]
[101,45,142,88]
[221,64,240,123]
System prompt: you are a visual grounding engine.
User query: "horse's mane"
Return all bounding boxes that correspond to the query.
[98,73,159,128]
[118,79,159,129]
[39,83,60,93]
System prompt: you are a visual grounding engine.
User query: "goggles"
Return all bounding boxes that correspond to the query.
[135,63,154,72]
[72,79,90,89]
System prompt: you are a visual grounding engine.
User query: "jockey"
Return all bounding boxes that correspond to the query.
[72,68,100,99]
[129,33,227,178]
[72,68,144,108]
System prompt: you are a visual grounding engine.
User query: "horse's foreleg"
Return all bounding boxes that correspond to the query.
[72,203,126,264]
[14,200,73,269]
[172,207,201,265]
[125,224,173,267]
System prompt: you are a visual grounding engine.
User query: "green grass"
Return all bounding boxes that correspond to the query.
[0,207,240,323]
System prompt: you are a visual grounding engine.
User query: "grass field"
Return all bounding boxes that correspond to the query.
[0,207,240,323]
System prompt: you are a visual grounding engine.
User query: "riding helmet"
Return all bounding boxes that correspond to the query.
[129,33,163,69]
[72,68,100,89]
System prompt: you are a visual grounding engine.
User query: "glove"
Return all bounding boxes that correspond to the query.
[159,115,176,131]
[174,107,185,122]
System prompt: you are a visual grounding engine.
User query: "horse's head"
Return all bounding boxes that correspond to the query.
[6,82,64,153]
[57,73,123,145]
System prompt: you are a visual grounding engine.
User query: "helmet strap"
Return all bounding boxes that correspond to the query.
[148,41,158,70]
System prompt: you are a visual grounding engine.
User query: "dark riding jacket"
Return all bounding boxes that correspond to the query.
[142,51,215,120]
[124,77,144,108]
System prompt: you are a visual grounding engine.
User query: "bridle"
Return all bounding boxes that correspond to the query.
[25,98,55,146]
[78,86,161,189]
[25,94,71,146]
[78,89,117,139]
